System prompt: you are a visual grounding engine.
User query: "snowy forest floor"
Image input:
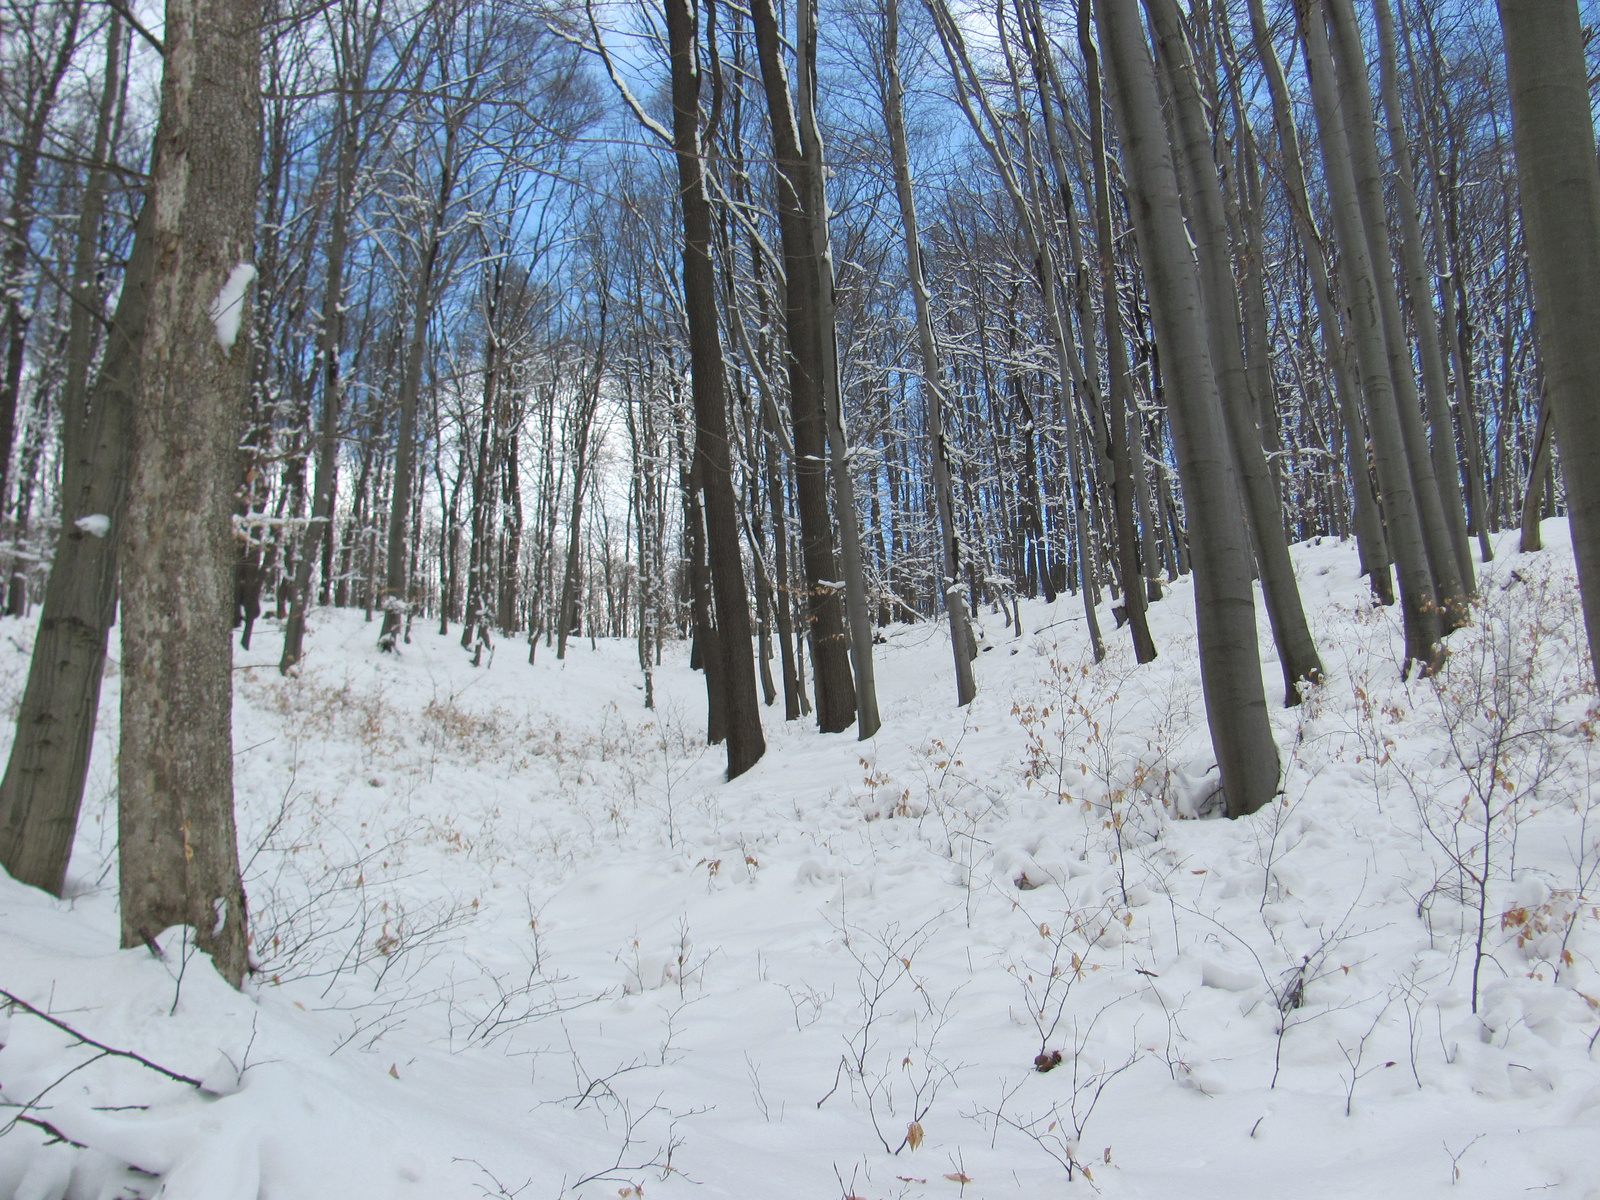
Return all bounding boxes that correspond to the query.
[3,524,1600,1199]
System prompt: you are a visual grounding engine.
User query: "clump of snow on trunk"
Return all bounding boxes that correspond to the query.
[207,263,256,349]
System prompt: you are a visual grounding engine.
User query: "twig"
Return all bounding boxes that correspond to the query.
[0,989,203,1086]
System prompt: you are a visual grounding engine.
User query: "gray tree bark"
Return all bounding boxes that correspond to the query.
[1145,0,1321,705]
[1302,1,1443,674]
[119,0,259,987]
[1096,0,1278,817]
[1499,0,1600,689]
[0,18,135,895]
[1323,0,1465,626]
[1245,0,1391,604]
[1372,0,1474,592]
[798,0,880,738]
[749,0,857,733]
[666,0,765,777]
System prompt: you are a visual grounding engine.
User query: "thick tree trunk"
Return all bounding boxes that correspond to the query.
[0,21,135,894]
[1499,0,1600,688]
[119,0,259,987]
[666,0,764,777]
[1096,0,1279,817]
[1146,0,1321,704]
[749,0,856,733]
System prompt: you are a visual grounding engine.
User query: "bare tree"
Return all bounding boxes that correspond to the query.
[1499,0,1600,688]
[118,0,259,987]
[1095,0,1278,817]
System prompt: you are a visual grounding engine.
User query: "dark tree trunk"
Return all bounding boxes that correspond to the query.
[667,0,764,777]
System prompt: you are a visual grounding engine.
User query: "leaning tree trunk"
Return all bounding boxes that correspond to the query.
[1372,0,1474,593]
[1323,0,1465,627]
[0,19,135,895]
[1499,0,1600,690]
[1096,0,1279,818]
[1145,0,1321,705]
[667,0,764,778]
[119,0,259,988]
[1302,1,1443,675]
[1246,0,1391,604]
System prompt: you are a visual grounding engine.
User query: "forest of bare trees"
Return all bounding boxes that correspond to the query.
[0,0,1589,949]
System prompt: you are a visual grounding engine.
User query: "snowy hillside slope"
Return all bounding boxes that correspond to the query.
[3,525,1599,1199]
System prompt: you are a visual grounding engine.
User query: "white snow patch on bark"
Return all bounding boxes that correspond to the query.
[208,263,257,349]
[75,513,111,537]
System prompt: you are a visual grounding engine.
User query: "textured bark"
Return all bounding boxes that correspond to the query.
[667,0,764,777]
[0,21,135,894]
[1146,0,1321,704]
[1500,0,1600,688]
[119,0,259,987]
[1097,0,1279,817]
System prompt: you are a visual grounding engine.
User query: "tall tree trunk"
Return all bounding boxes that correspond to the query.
[881,0,975,705]
[1096,0,1279,817]
[281,82,363,672]
[796,0,880,737]
[0,19,134,894]
[1145,0,1321,703]
[1077,0,1157,661]
[1246,0,1391,604]
[667,0,764,777]
[1401,0,1493,564]
[749,0,857,733]
[1302,1,1443,674]
[1372,0,1474,591]
[1499,0,1600,689]
[119,0,259,987]
[1323,0,1465,626]
[558,298,607,659]
[379,119,458,651]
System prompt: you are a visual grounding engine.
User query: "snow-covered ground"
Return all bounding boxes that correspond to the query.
[3,524,1599,1199]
